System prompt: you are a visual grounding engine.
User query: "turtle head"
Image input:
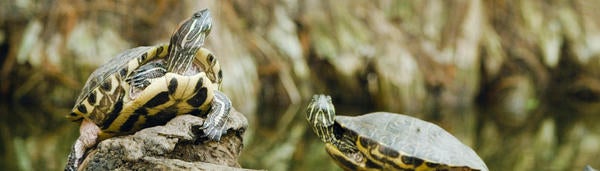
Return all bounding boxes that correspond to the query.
[306,94,336,142]
[191,9,212,35]
[166,9,213,74]
[170,9,212,49]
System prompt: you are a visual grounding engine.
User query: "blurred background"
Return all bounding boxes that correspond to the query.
[1,0,599,170]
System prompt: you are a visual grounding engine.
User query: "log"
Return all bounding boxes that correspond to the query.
[74,109,252,171]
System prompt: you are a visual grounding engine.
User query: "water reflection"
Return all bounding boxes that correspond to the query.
[0,102,77,171]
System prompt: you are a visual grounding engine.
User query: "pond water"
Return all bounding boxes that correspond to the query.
[0,89,598,171]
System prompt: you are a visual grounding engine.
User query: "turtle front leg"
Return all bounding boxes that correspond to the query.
[125,61,167,90]
[65,119,100,171]
[333,133,359,153]
[317,125,357,153]
[199,90,232,141]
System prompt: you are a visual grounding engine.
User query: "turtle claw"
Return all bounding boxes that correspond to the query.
[198,90,232,141]
[199,121,228,141]
[125,62,166,89]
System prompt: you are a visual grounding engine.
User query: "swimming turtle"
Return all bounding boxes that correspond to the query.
[65,9,231,170]
[305,94,488,171]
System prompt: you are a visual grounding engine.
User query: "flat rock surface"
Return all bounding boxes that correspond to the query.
[78,109,250,171]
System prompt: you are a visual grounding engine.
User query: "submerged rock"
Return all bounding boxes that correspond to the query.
[76,109,249,170]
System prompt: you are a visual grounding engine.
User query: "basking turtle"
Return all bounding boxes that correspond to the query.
[306,94,488,171]
[65,9,231,170]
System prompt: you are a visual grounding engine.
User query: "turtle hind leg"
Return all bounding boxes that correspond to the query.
[65,119,101,171]
[65,141,83,171]
[199,90,232,141]
[65,141,94,171]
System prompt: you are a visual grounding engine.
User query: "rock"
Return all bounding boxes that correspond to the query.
[76,108,250,171]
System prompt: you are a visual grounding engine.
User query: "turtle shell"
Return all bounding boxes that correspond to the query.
[335,112,488,171]
[75,46,167,108]
[67,45,222,140]
[67,45,169,122]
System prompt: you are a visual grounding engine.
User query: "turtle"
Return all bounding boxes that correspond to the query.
[65,9,231,170]
[305,94,489,171]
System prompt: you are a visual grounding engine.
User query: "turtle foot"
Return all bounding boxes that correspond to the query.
[65,119,100,171]
[65,135,91,171]
[198,90,232,141]
[199,121,228,141]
